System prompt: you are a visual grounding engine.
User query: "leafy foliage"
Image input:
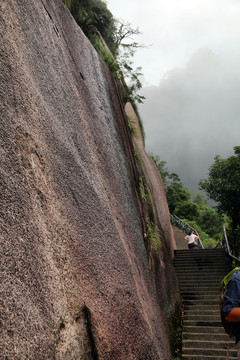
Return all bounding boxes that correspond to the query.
[113,19,146,104]
[199,146,240,254]
[199,147,240,227]
[139,176,152,205]
[113,19,142,55]
[151,154,180,186]
[131,102,145,142]
[197,205,224,238]
[64,0,116,51]
[151,154,224,247]
[166,183,191,214]
[174,201,200,221]
[184,220,217,248]
[126,115,138,138]
[62,0,72,7]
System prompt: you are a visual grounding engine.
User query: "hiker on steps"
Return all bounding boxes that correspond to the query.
[184,231,199,249]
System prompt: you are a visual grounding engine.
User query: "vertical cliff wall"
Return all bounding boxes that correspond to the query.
[0,0,179,359]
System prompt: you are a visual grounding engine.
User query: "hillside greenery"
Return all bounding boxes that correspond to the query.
[200,146,240,256]
[151,154,225,247]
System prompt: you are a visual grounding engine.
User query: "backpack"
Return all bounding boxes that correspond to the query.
[220,267,240,335]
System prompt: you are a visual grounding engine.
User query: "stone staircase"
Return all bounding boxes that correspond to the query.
[174,248,239,360]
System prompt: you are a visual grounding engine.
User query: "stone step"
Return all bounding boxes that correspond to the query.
[183,355,238,360]
[175,264,227,269]
[183,304,220,311]
[183,347,238,357]
[184,309,220,315]
[184,339,237,349]
[174,252,226,257]
[183,297,219,306]
[183,332,232,341]
[179,284,220,289]
[176,266,226,271]
[184,314,221,321]
[181,289,219,294]
[178,281,221,288]
[182,326,226,334]
[174,257,227,262]
[175,249,225,255]
[175,269,227,276]
[181,293,219,301]
[183,319,222,327]
[173,254,228,266]
[176,269,227,275]
[176,267,226,272]
[174,258,227,264]
[176,273,223,284]
[176,262,226,268]
[174,258,227,262]
[174,248,233,359]
[179,285,220,292]
[175,260,227,266]
[179,282,223,286]
[177,272,224,277]
[181,290,219,296]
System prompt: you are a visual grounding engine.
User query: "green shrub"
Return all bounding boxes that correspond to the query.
[126,115,138,138]
[139,176,152,204]
[145,221,160,254]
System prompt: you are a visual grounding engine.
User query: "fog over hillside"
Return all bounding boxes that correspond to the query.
[139,49,240,193]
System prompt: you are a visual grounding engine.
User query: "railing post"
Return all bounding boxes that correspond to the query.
[223,226,240,268]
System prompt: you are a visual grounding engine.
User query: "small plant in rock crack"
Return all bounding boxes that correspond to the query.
[134,151,141,165]
[139,176,152,204]
[126,114,138,138]
[145,221,160,253]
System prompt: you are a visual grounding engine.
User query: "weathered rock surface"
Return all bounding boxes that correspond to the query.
[133,138,178,315]
[125,102,145,146]
[0,0,179,359]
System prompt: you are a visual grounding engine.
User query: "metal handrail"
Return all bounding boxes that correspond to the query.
[223,226,240,267]
[170,214,204,249]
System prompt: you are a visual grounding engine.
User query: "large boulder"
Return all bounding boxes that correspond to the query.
[0,0,178,359]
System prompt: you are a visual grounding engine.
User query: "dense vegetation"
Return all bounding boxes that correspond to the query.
[151,155,225,247]
[200,146,240,256]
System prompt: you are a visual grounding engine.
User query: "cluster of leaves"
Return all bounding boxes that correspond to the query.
[138,175,161,256]
[199,146,240,255]
[151,154,224,247]
[139,176,152,205]
[126,114,138,138]
[63,0,116,50]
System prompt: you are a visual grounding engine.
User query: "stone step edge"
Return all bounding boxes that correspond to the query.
[183,339,233,345]
[183,348,238,355]
[182,355,238,360]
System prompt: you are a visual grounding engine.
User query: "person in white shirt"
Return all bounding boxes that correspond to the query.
[184,231,199,249]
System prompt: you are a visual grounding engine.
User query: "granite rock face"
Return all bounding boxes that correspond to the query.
[0,1,178,359]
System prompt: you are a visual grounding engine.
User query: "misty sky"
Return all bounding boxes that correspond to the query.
[106,0,240,192]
